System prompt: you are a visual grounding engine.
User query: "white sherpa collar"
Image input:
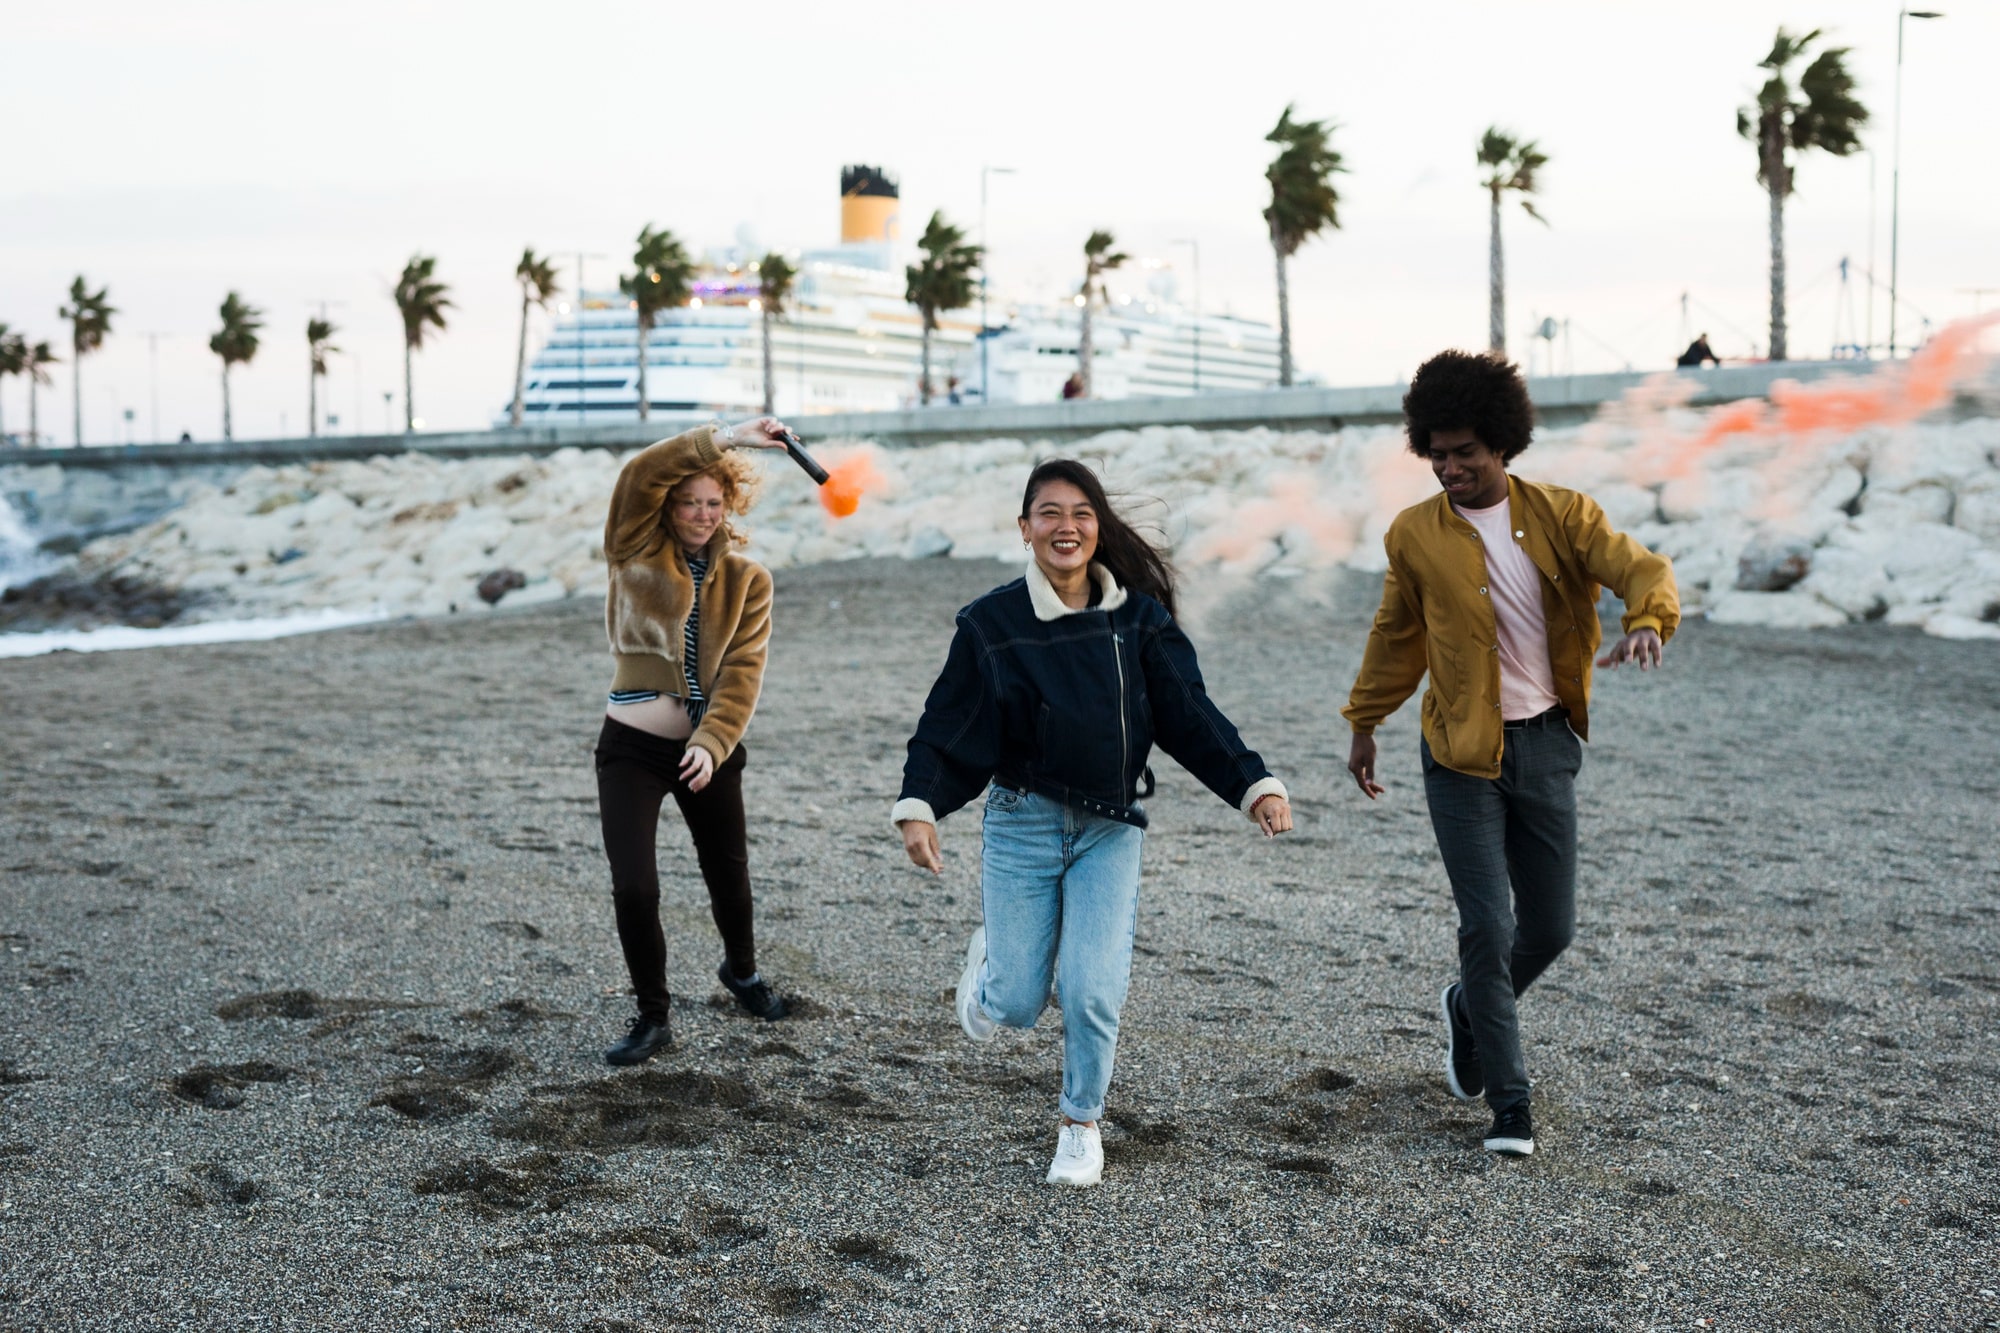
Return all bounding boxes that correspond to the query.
[1025,556,1127,621]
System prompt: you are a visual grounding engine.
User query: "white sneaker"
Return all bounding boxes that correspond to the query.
[955,927,997,1043]
[1046,1122,1104,1188]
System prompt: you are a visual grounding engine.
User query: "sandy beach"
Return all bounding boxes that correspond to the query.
[2,556,1997,1330]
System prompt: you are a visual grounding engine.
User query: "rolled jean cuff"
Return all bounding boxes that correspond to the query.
[1058,1092,1105,1124]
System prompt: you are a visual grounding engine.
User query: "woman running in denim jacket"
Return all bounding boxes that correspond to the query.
[891,459,1294,1188]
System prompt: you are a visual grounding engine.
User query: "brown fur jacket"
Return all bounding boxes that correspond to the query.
[603,425,773,763]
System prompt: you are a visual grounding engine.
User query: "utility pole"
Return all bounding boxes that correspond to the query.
[1890,8,1945,358]
[1173,239,1202,395]
[143,332,164,443]
[306,299,348,439]
[1865,152,1878,356]
[979,166,1015,405]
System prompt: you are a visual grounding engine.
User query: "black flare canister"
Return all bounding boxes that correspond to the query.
[780,429,830,486]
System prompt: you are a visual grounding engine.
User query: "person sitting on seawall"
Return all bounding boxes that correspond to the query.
[1342,350,1679,1158]
[892,459,1295,1188]
[1675,333,1721,368]
[595,416,794,1067]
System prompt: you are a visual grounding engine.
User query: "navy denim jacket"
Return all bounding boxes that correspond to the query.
[895,569,1277,829]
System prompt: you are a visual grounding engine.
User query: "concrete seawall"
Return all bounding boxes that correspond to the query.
[0,360,1879,473]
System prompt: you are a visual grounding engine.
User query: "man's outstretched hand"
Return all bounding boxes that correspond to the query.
[1347,733,1385,800]
[1596,627,1665,670]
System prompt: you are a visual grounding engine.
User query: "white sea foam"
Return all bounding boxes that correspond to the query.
[0,607,390,659]
[0,491,54,594]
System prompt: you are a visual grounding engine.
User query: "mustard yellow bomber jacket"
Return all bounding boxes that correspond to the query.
[1342,475,1680,778]
[604,425,773,764]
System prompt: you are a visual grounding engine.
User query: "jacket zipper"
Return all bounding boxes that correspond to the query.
[1112,629,1129,799]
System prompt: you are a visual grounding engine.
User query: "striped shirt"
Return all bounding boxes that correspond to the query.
[606,552,710,723]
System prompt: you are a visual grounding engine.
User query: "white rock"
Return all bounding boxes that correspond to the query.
[1923,613,2000,641]
[1881,522,1984,605]
[1797,547,1891,620]
[1706,590,1852,628]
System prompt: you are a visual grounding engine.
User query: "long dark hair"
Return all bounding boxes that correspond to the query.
[1020,458,1178,618]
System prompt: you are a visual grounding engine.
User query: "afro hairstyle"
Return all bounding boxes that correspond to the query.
[1401,349,1535,462]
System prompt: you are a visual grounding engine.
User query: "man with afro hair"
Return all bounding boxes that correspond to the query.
[1341,349,1680,1158]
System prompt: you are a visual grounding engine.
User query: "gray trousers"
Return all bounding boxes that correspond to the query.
[1420,714,1580,1112]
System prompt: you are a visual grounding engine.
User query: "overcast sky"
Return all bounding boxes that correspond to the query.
[4,0,1995,442]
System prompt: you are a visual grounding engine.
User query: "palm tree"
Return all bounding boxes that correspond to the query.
[1477,129,1550,357]
[510,249,559,427]
[904,211,981,405]
[755,252,797,415]
[57,276,115,445]
[0,328,24,444]
[26,342,56,446]
[619,226,696,425]
[1264,105,1346,388]
[393,255,452,432]
[1076,231,1129,399]
[209,293,264,443]
[1738,28,1867,362]
[307,316,339,438]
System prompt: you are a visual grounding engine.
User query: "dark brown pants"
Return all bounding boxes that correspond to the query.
[594,716,756,1022]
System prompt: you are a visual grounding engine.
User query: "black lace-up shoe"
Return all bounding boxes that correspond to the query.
[718,962,788,1021]
[604,1013,673,1066]
[1484,1103,1535,1157]
[1442,982,1483,1102]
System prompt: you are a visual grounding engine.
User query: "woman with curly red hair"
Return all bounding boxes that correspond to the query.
[595,417,792,1066]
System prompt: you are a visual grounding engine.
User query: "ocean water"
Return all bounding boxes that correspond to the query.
[0,608,391,659]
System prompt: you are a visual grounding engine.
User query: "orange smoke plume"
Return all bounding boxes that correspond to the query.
[817,447,884,519]
[1189,472,1361,568]
[1624,313,2000,484]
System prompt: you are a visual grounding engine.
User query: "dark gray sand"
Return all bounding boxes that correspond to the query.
[3,557,1997,1331]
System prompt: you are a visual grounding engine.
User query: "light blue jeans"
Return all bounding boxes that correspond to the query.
[974,786,1145,1123]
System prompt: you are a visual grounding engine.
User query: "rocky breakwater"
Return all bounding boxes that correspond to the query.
[11,335,2000,642]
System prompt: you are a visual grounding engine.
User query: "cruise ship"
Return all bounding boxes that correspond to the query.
[956,295,1283,405]
[502,166,1282,424]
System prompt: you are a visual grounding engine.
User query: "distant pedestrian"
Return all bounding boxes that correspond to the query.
[1342,350,1679,1158]
[594,417,794,1067]
[947,375,962,405]
[894,458,1292,1188]
[1061,372,1084,400]
[1676,334,1721,368]
[178,431,193,444]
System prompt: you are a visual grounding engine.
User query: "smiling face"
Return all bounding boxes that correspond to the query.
[1017,478,1099,579]
[1427,427,1511,509]
[668,473,728,554]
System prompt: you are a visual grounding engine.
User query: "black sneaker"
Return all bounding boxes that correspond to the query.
[1484,1103,1535,1157]
[1442,982,1483,1102]
[604,1013,673,1066]
[718,962,788,1021]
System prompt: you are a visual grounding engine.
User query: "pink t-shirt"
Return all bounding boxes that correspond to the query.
[1454,497,1562,721]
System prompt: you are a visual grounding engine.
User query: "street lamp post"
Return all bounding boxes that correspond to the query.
[144,332,163,443]
[1173,238,1202,395]
[979,166,1015,406]
[1889,7,1944,358]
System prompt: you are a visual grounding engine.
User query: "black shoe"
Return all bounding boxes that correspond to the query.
[718,962,787,1021]
[1442,982,1483,1102]
[1484,1103,1535,1157]
[605,1013,673,1066]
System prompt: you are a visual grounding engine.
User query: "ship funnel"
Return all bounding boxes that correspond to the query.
[841,164,900,244]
